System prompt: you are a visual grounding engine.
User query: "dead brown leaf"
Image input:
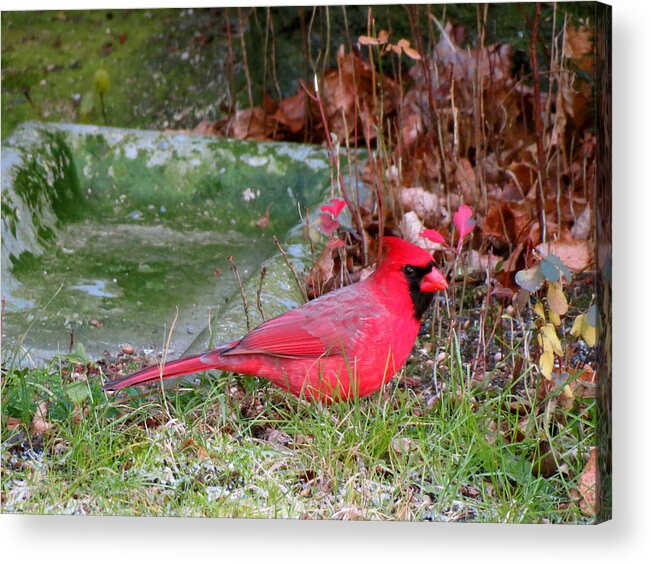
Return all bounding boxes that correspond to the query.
[398,186,441,227]
[192,120,219,136]
[574,447,598,517]
[6,417,22,432]
[31,401,51,435]
[455,159,477,204]
[230,107,273,140]
[255,205,271,229]
[536,239,592,271]
[272,91,306,134]
[564,25,593,60]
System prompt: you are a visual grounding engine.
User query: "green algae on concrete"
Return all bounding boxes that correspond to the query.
[2,122,336,363]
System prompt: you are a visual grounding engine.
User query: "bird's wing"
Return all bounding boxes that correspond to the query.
[223,285,380,360]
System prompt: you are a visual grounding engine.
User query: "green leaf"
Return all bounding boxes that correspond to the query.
[65,381,91,405]
[515,265,545,292]
[540,258,560,282]
[586,303,597,327]
[80,90,94,116]
[502,453,533,483]
[59,342,90,364]
[543,253,573,283]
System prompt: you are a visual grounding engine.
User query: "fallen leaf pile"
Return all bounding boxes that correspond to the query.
[194,17,596,299]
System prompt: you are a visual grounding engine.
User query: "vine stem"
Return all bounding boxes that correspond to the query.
[529,2,548,243]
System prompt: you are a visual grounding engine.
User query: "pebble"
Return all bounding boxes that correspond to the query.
[121,343,135,355]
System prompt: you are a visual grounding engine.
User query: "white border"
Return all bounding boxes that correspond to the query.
[1,1,649,562]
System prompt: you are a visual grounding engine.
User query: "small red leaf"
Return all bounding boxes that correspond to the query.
[320,198,346,218]
[319,213,340,236]
[454,204,476,253]
[326,238,345,249]
[419,228,447,246]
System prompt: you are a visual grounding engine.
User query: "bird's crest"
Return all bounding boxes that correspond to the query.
[378,236,434,271]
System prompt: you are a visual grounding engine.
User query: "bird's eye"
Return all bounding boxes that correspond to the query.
[405,265,415,276]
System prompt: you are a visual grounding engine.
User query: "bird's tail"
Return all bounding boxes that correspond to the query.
[104,352,220,391]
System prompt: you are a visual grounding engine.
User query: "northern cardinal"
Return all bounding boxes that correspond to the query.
[105,237,447,402]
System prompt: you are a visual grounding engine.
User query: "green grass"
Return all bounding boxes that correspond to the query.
[1,9,228,139]
[1,330,596,522]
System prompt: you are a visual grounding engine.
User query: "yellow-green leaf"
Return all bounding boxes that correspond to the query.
[94,69,110,95]
[571,314,584,338]
[581,315,597,346]
[540,350,554,379]
[541,323,563,356]
[534,302,546,322]
[547,281,568,316]
[549,310,561,326]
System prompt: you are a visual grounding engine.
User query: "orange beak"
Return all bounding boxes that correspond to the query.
[420,267,448,292]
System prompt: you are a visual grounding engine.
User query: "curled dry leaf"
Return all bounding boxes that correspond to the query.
[255,205,271,229]
[6,417,22,432]
[563,25,593,60]
[400,211,441,252]
[304,246,336,298]
[264,428,292,447]
[395,38,421,60]
[358,29,389,46]
[455,159,478,204]
[390,436,416,455]
[31,401,52,435]
[192,120,219,136]
[230,107,274,140]
[398,186,440,226]
[483,201,536,247]
[571,205,592,240]
[272,91,306,134]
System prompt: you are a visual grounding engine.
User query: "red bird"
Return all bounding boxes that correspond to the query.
[105,237,447,402]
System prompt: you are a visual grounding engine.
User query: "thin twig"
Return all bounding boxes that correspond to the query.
[228,255,251,331]
[273,236,308,302]
[256,265,267,321]
[529,2,548,243]
[301,77,367,264]
[99,93,108,125]
[158,305,179,420]
[224,9,236,112]
[237,7,254,109]
[417,11,451,196]
[266,7,283,101]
